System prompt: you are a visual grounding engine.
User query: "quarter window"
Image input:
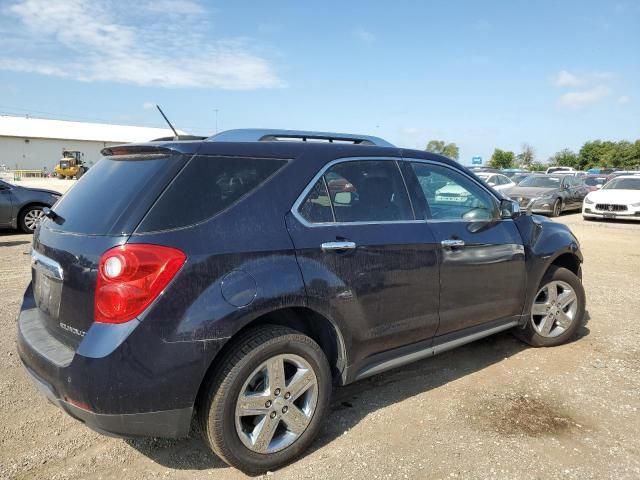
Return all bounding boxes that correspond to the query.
[410,163,497,221]
[138,155,287,232]
[297,160,414,223]
[298,178,334,223]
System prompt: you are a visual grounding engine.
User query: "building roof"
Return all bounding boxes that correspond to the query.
[0,115,186,143]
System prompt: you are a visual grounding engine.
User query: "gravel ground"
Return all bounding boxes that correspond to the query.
[1,213,639,480]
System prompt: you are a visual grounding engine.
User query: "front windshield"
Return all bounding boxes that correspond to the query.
[518,176,562,188]
[603,178,640,190]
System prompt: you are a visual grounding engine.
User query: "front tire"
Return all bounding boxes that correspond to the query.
[550,199,562,217]
[199,325,331,475]
[19,205,45,233]
[513,266,585,347]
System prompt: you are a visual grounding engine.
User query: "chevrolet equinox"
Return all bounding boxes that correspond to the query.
[17,129,586,474]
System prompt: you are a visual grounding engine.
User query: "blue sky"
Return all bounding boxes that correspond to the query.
[0,0,638,164]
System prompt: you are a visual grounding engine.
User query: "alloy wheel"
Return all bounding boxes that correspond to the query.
[24,208,45,231]
[531,280,577,338]
[234,354,318,454]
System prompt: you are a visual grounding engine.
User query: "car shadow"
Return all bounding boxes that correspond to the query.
[0,229,32,247]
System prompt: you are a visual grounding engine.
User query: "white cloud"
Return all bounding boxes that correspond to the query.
[554,70,582,87]
[558,85,612,109]
[0,0,284,89]
[618,95,631,104]
[352,28,376,45]
[142,102,156,110]
[553,70,617,88]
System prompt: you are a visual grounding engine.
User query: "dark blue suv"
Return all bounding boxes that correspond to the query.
[17,129,585,474]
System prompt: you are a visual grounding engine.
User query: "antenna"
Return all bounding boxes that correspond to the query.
[156,105,179,140]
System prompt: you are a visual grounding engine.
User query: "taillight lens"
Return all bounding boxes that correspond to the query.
[95,244,186,324]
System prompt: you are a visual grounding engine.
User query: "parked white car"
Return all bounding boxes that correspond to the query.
[583,175,640,221]
[476,172,516,192]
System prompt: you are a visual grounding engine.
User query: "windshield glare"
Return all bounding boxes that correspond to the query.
[518,176,562,188]
[603,178,640,190]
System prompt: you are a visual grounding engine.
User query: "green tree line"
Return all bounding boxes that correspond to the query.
[426,138,640,171]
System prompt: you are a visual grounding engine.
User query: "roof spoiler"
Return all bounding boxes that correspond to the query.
[206,128,395,147]
[101,145,179,157]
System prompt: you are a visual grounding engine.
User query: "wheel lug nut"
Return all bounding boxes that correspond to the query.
[282,406,288,414]
[265,400,272,408]
[270,411,277,419]
[274,388,281,396]
[284,392,291,400]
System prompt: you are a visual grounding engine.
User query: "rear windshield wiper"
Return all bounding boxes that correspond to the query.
[43,207,65,225]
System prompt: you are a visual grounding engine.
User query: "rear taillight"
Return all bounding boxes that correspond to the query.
[95,244,186,324]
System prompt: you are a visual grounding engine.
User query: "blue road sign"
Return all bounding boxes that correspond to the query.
[472,156,482,165]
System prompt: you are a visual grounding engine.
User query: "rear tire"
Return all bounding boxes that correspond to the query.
[513,266,585,347]
[199,325,331,475]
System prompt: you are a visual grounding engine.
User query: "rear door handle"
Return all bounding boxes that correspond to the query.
[441,239,465,248]
[321,241,357,252]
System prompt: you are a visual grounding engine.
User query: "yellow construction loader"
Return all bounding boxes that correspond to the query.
[54,150,88,179]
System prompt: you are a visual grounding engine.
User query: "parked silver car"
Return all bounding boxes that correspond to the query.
[0,180,61,233]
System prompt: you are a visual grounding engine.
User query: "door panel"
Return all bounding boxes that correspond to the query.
[0,185,13,225]
[286,214,439,365]
[406,161,526,336]
[286,158,440,367]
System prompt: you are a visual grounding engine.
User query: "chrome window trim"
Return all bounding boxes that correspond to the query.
[291,156,421,228]
[290,156,510,227]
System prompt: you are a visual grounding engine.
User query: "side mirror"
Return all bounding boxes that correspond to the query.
[333,192,352,205]
[500,198,521,219]
[488,182,496,187]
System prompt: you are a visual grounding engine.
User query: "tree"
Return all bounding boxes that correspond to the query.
[549,148,579,168]
[488,148,515,169]
[425,140,460,160]
[516,143,535,168]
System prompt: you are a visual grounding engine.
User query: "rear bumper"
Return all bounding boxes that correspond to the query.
[22,362,192,438]
[17,285,224,439]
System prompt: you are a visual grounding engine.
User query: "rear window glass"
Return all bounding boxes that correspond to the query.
[137,155,287,232]
[49,154,186,235]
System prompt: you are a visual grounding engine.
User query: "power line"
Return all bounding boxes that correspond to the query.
[0,105,217,133]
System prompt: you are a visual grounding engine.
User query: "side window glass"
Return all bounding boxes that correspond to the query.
[324,160,413,222]
[410,163,497,221]
[298,178,334,223]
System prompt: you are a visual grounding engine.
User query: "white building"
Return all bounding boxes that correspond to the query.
[0,115,183,170]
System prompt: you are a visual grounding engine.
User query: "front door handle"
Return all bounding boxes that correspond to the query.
[321,241,357,252]
[441,239,465,248]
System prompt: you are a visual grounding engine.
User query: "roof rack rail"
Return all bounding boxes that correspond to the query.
[206,128,395,147]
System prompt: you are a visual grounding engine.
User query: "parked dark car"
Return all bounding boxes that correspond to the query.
[504,174,589,217]
[17,130,586,474]
[0,179,61,233]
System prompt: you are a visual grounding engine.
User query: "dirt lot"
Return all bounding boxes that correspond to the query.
[1,213,639,480]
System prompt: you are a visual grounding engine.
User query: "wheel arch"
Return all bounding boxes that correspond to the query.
[549,251,582,278]
[194,306,347,412]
